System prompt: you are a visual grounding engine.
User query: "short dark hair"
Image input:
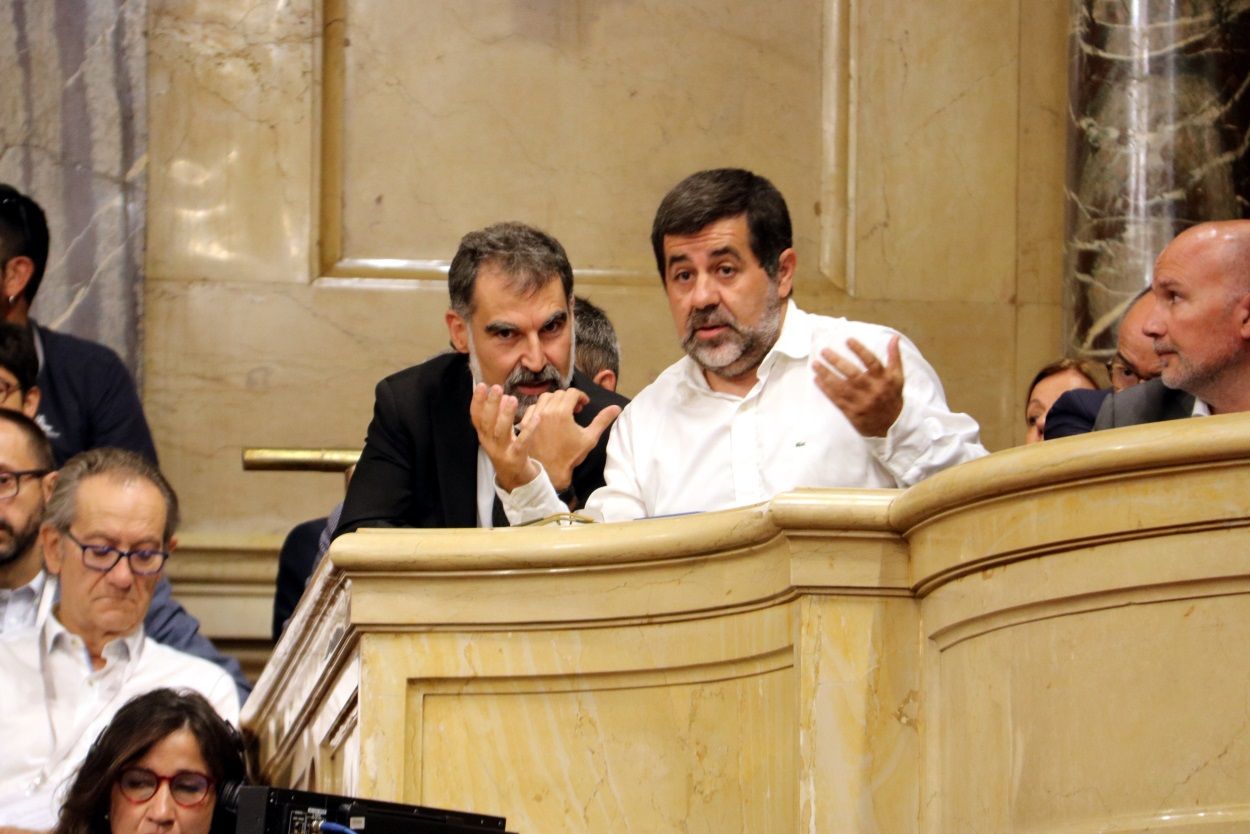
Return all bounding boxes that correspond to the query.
[53,688,247,834]
[0,184,50,303]
[46,448,181,542]
[0,322,38,391]
[573,296,620,378]
[650,168,793,281]
[0,409,54,470]
[447,222,574,317]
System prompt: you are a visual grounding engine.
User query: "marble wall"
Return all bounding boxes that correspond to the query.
[146,0,1074,569]
[1064,0,1250,356]
[0,0,146,368]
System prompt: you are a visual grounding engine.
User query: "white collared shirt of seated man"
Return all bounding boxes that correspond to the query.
[0,449,238,832]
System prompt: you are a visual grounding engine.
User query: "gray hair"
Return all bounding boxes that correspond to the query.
[447,222,574,317]
[45,448,180,542]
[573,296,620,377]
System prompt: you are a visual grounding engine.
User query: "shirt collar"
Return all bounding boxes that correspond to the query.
[42,607,145,668]
[1192,398,1212,417]
[678,299,806,394]
[0,566,45,601]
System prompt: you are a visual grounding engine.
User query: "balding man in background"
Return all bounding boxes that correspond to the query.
[1044,289,1163,439]
[1095,220,1250,428]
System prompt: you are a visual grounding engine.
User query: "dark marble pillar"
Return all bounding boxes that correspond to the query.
[0,0,147,377]
[1064,0,1250,357]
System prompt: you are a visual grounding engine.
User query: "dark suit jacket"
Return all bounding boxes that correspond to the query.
[272,516,329,640]
[335,352,628,535]
[1044,388,1111,440]
[1092,378,1195,431]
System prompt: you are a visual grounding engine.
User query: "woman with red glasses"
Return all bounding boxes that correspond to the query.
[52,689,247,834]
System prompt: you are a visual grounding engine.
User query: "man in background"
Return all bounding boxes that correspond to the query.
[1095,220,1250,428]
[1044,289,1162,439]
[0,448,237,831]
[0,185,157,465]
[573,296,620,392]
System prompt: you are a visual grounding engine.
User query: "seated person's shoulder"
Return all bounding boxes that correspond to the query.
[1044,388,1110,440]
[38,325,127,370]
[379,351,469,393]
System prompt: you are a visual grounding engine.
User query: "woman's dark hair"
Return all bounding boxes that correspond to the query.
[1025,357,1105,407]
[53,689,247,834]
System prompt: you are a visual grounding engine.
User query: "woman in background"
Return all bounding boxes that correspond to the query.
[53,689,246,834]
[1023,358,1104,444]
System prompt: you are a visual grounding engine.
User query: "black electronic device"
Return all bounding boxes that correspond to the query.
[226,785,513,834]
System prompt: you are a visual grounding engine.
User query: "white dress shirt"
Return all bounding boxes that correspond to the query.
[0,569,47,634]
[0,601,239,830]
[502,302,987,523]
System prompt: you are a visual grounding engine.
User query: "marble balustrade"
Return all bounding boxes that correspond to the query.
[244,414,1250,833]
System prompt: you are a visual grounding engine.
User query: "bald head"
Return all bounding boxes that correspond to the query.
[1143,220,1250,412]
[1109,291,1162,391]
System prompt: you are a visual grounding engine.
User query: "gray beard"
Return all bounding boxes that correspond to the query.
[681,285,784,381]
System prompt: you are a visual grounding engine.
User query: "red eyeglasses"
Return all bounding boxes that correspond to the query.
[116,767,215,807]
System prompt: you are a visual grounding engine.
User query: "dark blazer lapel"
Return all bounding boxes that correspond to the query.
[432,355,480,528]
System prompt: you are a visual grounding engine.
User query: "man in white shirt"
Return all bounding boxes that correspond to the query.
[0,448,238,832]
[477,168,987,522]
[0,410,56,633]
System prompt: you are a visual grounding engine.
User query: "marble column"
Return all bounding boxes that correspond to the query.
[0,0,147,375]
[1064,0,1250,357]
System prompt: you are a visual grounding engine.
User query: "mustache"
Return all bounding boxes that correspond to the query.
[686,306,740,334]
[505,362,562,391]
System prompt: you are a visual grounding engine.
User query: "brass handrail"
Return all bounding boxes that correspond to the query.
[241,448,360,472]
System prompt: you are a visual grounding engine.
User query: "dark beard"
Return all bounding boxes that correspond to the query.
[0,515,41,568]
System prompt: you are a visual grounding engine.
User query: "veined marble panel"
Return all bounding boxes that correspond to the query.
[147,0,316,284]
[853,0,1020,304]
[0,0,146,369]
[1064,0,1250,356]
[327,0,824,281]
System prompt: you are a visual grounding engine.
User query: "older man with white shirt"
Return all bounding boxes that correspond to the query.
[0,448,237,832]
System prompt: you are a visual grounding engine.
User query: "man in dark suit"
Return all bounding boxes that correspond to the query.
[1092,220,1250,430]
[335,222,627,536]
[1044,288,1162,439]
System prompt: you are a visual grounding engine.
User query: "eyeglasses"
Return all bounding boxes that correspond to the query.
[1106,357,1155,392]
[63,529,170,576]
[0,468,48,500]
[116,767,215,807]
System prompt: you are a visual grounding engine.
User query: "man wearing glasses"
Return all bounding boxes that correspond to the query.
[0,184,156,466]
[1044,288,1164,439]
[0,448,237,832]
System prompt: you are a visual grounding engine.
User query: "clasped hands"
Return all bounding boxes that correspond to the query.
[470,384,623,494]
[812,335,904,437]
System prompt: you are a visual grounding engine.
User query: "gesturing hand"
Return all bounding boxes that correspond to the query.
[469,384,623,493]
[469,384,540,491]
[812,335,904,437]
[521,388,622,491]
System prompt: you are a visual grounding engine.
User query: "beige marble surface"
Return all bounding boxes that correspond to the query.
[247,415,1250,833]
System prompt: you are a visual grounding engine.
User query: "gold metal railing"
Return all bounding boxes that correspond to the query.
[241,448,360,472]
